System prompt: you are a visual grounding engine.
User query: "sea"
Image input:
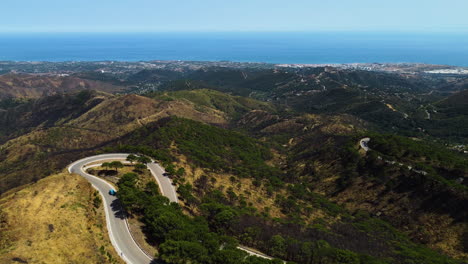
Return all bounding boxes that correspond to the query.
[1,32,468,66]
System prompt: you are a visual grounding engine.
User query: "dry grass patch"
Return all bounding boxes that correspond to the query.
[173,155,286,219]
[0,172,123,264]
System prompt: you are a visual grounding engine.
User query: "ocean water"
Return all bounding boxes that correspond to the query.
[1,32,468,66]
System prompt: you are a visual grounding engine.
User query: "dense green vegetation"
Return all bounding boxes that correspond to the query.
[118,173,375,264]
[419,90,468,141]
[147,67,468,143]
[109,116,464,263]
[0,98,26,110]
[0,90,104,142]
[1,65,467,263]
[280,128,466,257]
[369,133,467,186]
[147,89,275,119]
[116,117,280,181]
[117,173,283,264]
[117,169,462,264]
[287,128,467,192]
[162,69,301,97]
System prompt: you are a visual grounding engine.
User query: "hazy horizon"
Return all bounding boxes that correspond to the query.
[1,0,467,33]
[1,1,467,66]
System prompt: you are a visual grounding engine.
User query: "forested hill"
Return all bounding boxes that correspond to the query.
[0,64,467,263]
[128,66,468,142]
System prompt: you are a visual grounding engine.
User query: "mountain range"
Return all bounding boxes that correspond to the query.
[0,62,466,264]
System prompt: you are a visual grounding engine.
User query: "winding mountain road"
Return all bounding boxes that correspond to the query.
[68,153,272,264]
[68,154,157,264]
[360,137,371,152]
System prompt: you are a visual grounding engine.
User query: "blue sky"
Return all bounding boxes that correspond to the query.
[1,0,467,32]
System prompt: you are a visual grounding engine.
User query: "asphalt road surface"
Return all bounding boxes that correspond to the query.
[69,153,273,264]
[360,137,371,152]
[68,153,157,264]
[147,162,178,203]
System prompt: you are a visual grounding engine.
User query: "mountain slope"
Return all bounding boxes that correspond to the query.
[0,82,465,263]
[0,172,123,264]
[105,113,464,264]
[149,67,468,142]
[0,73,126,99]
[0,92,228,193]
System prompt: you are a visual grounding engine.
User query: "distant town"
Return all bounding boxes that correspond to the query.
[1,60,468,77]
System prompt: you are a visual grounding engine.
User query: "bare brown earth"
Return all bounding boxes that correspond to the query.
[0,73,125,99]
[0,93,228,193]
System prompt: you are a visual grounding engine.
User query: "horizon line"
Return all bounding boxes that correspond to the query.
[1,29,468,34]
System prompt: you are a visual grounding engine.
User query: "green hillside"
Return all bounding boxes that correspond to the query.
[0,67,466,263]
[147,89,276,119]
[107,116,465,264]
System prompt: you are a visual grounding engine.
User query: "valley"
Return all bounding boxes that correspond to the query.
[0,61,466,264]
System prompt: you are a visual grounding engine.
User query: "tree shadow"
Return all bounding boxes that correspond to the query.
[110,198,126,219]
[98,169,118,176]
[141,222,164,246]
